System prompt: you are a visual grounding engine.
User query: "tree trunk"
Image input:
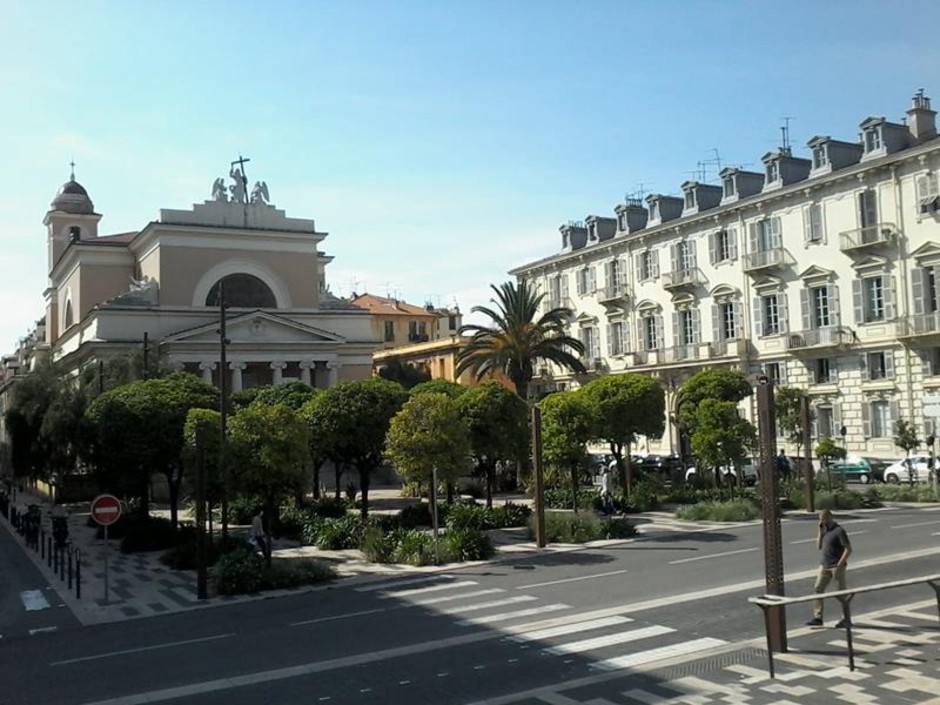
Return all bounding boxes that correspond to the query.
[207,500,214,545]
[334,462,343,501]
[446,481,454,505]
[359,466,370,519]
[312,461,321,500]
[485,464,494,510]
[138,469,150,519]
[570,464,579,513]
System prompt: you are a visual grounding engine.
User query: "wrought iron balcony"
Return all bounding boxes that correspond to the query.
[597,283,630,303]
[786,326,855,350]
[661,268,705,290]
[583,357,605,372]
[839,223,898,252]
[900,313,940,337]
[664,344,702,363]
[743,247,792,273]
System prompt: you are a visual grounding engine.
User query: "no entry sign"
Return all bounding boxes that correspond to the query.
[90,494,122,526]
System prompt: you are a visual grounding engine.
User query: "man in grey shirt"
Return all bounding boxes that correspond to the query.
[806,509,852,626]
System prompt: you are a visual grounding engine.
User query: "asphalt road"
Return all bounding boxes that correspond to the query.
[1,504,939,705]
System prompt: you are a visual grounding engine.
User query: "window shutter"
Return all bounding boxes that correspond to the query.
[813,203,825,242]
[712,305,721,343]
[884,275,896,320]
[921,349,934,377]
[862,402,872,439]
[917,175,931,201]
[604,261,612,291]
[691,309,701,344]
[670,243,678,272]
[771,217,783,248]
[864,190,879,226]
[777,292,789,333]
[830,284,841,326]
[733,301,743,339]
[622,320,630,353]
[806,360,817,384]
[800,289,811,331]
[811,403,819,439]
[606,323,613,356]
[913,267,926,316]
[830,357,838,382]
[728,227,738,260]
[803,206,813,244]
[635,253,643,283]
[778,361,787,385]
[708,232,717,265]
[560,274,569,299]
[689,241,697,268]
[655,315,665,350]
[651,249,660,278]
[884,350,895,379]
[852,279,864,324]
[753,297,763,338]
[672,311,680,349]
[889,400,901,429]
[832,403,842,438]
[748,222,759,253]
[860,352,870,380]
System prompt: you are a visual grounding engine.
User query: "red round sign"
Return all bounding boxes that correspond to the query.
[90,494,122,526]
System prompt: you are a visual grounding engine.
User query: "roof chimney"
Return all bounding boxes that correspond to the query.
[907,89,937,143]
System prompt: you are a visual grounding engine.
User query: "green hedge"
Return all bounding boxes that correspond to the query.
[675,499,760,522]
[211,549,334,595]
[445,502,531,531]
[871,485,939,503]
[360,526,495,566]
[530,511,636,543]
[544,487,598,510]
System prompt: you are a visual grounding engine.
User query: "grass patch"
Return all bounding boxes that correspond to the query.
[530,511,636,543]
[675,499,759,522]
[210,549,334,595]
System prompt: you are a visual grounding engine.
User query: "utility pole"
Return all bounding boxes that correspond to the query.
[194,422,208,600]
[218,280,230,543]
[757,377,787,654]
[531,406,546,548]
[801,395,815,513]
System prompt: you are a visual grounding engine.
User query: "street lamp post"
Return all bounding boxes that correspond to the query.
[218,281,231,543]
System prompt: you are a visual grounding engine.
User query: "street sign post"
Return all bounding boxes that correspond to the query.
[90,494,122,604]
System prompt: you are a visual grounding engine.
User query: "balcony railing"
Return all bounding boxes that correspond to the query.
[598,283,629,302]
[407,333,430,343]
[664,344,702,363]
[839,223,898,252]
[787,326,855,350]
[901,313,940,337]
[583,357,605,372]
[661,268,705,290]
[710,339,747,357]
[547,296,573,311]
[743,247,792,273]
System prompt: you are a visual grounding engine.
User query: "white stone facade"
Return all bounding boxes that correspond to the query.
[511,93,940,460]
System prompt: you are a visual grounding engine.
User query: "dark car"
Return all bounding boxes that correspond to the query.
[823,456,887,484]
[638,454,685,482]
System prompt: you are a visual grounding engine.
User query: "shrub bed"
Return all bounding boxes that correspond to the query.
[118,516,179,553]
[675,499,760,522]
[871,484,939,503]
[360,526,495,566]
[160,535,247,570]
[445,502,531,531]
[544,487,598,510]
[530,511,636,543]
[211,549,334,595]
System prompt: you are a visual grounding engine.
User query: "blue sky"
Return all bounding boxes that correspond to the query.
[2,0,940,349]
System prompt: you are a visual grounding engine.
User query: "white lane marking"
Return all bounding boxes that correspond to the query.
[668,547,759,565]
[412,588,503,606]
[459,604,569,626]
[932,531,940,536]
[544,625,674,655]
[591,637,728,671]
[30,627,58,636]
[512,616,634,642]
[442,596,537,615]
[515,570,628,590]
[354,575,456,592]
[841,519,880,524]
[290,608,385,627]
[50,634,235,666]
[890,519,940,530]
[382,580,477,598]
[20,590,50,612]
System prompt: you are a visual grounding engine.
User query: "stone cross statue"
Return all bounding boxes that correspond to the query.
[229,168,247,203]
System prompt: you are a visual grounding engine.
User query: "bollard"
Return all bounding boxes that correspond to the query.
[68,548,73,590]
[75,549,82,599]
[47,536,53,567]
[41,530,46,560]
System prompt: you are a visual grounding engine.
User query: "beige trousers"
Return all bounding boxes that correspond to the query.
[812,564,847,619]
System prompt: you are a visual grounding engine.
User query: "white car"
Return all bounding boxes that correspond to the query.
[685,459,758,486]
[884,455,935,484]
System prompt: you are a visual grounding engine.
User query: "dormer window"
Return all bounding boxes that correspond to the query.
[684,190,695,210]
[864,127,882,153]
[766,160,780,184]
[649,200,660,222]
[722,176,735,198]
[617,212,626,231]
[812,145,829,170]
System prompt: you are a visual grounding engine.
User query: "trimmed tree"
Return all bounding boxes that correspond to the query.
[458,381,529,508]
[678,369,753,439]
[248,381,319,411]
[539,390,595,512]
[580,373,665,495]
[409,379,468,399]
[690,398,757,494]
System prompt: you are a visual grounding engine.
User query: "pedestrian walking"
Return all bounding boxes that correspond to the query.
[598,467,613,514]
[250,508,269,557]
[806,509,853,627]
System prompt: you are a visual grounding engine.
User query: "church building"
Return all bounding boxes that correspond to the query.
[28,162,378,389]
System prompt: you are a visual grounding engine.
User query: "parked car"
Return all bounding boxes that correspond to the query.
[821,456,887,484]
[685,458,758,486]
[638,454,685,481]
[883,455,935,484]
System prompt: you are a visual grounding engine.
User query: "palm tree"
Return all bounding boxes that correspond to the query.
[456,280,587,401]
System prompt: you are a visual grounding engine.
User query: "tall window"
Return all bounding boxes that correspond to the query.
[684,190,695,210]
[637,250,657,281]
[816,406,834,438]
[580,326,599,359]
[713,229,732,262]
[927,267,938,313]
[608,259,623,290]
[721,302,737,340]
[858,189,879,228]
[679,309,694,346]
[815,358,834,384]
[649,201,660,222]
[576,267,596,296]
[766,160,780,184]
[762,295,780,335]
[870,400,890,437]
[804,204,824,243]
[677,241,695,271]
[812,145,829,170]
[863,276,885,322]
[383,321,395,342]
[867,351,893,380]
[864,128,882,153]
[642,316,661,351]
[765,362,783,385]
[608,321,626,356]
[812,286,831,327]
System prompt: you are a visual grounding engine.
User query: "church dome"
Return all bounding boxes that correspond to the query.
[51,177,94,214]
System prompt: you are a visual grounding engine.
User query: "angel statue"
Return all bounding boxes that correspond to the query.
[211,177,228,203]
[250,181,270,205]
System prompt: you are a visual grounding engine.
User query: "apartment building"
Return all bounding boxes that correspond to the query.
[510,92,940,459]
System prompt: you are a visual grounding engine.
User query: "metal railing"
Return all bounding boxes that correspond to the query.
[787,326,855,349]
[661,267,705,289]
[665,344,702,362]
[839,223,898,251]
[902,313,940,336]
[547,296,573,310]
[743,247,791,272]
[597,284,629,302]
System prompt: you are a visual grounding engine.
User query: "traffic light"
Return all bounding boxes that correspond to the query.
[928,435,936,447]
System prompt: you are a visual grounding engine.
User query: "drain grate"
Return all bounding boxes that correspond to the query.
[645,647,765,680]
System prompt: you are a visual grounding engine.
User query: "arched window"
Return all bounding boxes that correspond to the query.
[63,300,74,329]
[205,274,277,308]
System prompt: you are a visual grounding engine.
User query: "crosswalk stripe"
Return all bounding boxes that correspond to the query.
[20,590,50,612]
[512,616,634,642]
[412,589,504,606]
[383,580,477,598]
[544,625,674,655]
[591,637,727,671]
[442,596,537,615]
[354,575,457,592]
[459,604,570,626]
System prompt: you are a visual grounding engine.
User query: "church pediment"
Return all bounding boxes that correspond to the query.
[164,311,345,345]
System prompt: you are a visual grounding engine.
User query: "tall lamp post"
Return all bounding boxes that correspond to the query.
[218,281,231,543]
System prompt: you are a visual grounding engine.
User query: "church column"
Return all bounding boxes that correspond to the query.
[198,361,216,384]
[270,361,286,385]
[299,361,313,386]
[326,360,341,387]
[230,362,246,393]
